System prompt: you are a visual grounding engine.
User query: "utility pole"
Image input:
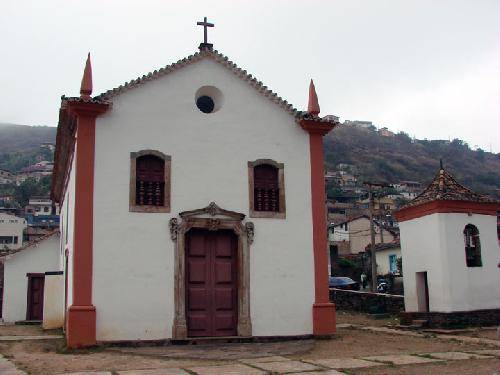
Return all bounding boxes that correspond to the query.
[364,181,389,292]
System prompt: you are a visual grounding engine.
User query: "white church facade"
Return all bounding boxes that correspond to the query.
[52,42,337,347]
[395,166,500,326]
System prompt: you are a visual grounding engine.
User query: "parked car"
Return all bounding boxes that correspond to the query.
[329,276,360,290]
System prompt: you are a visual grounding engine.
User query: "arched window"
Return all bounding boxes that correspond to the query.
[248,159,285,219]
[130,150,171,213]
[463,224,482,267]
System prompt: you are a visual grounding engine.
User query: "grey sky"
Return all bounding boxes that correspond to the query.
[1,0,499,151]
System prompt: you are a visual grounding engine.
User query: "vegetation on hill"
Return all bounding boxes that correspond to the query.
[0,123,56,173]
[324,125,500,199]
[0,122,499,200]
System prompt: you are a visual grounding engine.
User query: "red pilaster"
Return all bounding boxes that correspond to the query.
[302,122,337,335]
[300,79,337,336]
[66,111,97,348]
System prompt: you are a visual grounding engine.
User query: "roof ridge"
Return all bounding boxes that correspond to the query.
[93,48,302,117]
[91,47,337,124]
[0,229,59,258]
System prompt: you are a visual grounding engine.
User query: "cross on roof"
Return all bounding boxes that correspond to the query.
[197,17,214,47]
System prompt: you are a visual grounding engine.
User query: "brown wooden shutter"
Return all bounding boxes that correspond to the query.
[136,155,165,206]
[254,164,279,212]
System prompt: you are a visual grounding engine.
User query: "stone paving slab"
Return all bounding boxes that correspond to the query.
[62,372,112,375]
[239,355,290,364]
[187,364,266,375]
[251,360,320,373]
[0,356,26,374]
[470,349,500,357]
[363,354,441,365]
[117,369,190,375]
[305,358,382,369]
[426,351,492,360]
[294,371,346,375]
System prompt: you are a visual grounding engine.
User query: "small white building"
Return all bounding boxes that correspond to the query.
[51,39,338,347]
[395,166,500,324]
[372,242,401,275]
[27,197,54,216]
[0,169,14,185]
[0,213,27,250]
[0,231,62,324]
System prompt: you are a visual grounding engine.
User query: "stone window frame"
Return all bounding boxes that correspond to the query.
[248,159,286,219]
[129,150,171,213]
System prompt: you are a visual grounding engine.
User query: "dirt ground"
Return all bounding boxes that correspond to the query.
[0,316,498,375]
[335,310,400,327]
[352,358,500,375]
[291,327,492,360]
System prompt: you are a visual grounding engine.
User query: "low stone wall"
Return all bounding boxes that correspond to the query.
[400,309,500,328]
[329,288,405,314]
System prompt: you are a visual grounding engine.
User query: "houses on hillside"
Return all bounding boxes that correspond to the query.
[0,213,27,250]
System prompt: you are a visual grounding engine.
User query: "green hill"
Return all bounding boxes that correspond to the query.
[0,122,499,199]
[324,125,500,199]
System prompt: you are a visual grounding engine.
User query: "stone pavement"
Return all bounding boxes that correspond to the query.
[49,349,500,374]
[0,354,26,374]
[0,334,63,341]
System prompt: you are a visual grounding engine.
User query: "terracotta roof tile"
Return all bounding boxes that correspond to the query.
[403,168,496,208]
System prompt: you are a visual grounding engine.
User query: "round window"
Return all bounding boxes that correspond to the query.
[195,86,223,114]
[196,95,215,113]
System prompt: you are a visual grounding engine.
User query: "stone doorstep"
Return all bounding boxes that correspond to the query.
[187,364,266,375]
[116,369,190,375]
[425,351,493,360]
[62,373,112,375]
[469,349,500,357]
[249,360,321,373]
[239,355,290,364]
[363,354,441,365]
[0,335,63,341]
[304,358,383,369]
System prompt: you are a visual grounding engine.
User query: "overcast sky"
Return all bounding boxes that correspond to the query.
[1,0,499,152]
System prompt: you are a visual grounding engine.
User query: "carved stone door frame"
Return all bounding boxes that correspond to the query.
[169,202,254,339]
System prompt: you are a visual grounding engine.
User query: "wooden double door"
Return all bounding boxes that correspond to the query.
[186,229,238,337]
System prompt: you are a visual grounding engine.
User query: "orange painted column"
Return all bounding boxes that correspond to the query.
[302,120,336,336]
[65,100,108,348]
[66,113,97,348]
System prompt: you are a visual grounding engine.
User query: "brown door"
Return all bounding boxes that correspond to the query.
[26,274,45,321]
[186,228,238,337]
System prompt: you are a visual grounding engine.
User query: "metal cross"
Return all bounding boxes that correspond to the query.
[197,17,214,44]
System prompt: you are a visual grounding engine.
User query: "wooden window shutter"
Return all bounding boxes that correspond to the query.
[254,164,279,212]
[136,155,165,207]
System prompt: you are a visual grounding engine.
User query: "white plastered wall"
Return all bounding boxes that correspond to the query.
[399,212,500,312]
[42,273,64,329]
[2,233,60,322]
[92,58,315,341]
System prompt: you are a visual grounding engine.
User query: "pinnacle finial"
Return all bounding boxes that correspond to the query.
[308,79,320,116]
[80,53,93,100]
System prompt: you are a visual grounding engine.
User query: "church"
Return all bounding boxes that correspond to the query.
[51,22,337,347]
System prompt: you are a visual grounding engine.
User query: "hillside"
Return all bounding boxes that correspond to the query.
[0,122,499,199]
[0,123,56,173]
[324,125,500,199]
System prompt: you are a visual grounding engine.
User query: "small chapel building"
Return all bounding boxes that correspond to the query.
[52,37,337,347]
[395,165,500,326]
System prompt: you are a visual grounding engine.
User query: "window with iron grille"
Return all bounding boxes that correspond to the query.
[130,150,171,213]
[254,164,279,212]
[463,224,482,267]
[136,155,165,207]
[248,159,285,219]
